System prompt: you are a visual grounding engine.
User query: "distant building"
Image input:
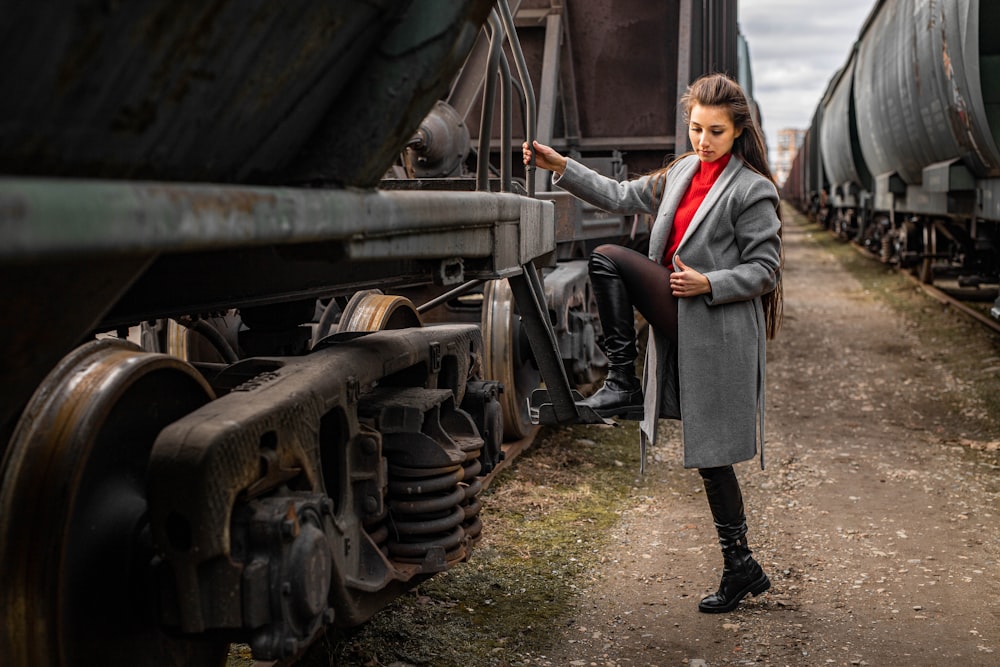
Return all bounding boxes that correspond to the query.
[773,128,805,187]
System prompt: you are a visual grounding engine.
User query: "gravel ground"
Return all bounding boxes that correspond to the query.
[523,208,1000,667]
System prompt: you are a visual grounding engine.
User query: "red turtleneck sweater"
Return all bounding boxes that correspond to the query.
[663,153,731,269]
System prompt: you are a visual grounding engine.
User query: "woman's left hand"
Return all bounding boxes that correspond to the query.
[670,256,712,297]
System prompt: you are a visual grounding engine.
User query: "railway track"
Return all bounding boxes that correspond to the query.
[842,237,1000,336]
[909,279,1000,336]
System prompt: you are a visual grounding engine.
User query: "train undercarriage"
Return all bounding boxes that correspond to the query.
[0,177,614,666]
[818,187,1000,295]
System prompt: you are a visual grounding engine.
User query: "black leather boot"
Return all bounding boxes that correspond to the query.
[698,466,770,613]
[577,250,643,418]
[578,364,643,417]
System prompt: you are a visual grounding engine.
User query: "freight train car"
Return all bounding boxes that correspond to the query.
[784,0,1000,306]
[0,2,748,665]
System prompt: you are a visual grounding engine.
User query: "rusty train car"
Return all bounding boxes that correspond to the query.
[0,2,750,665]
[784,0,1000,306]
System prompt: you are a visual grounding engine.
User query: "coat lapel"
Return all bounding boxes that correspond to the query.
[675,155,744,255]
[648,155,699,263]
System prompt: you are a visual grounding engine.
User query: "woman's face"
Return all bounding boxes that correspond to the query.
[688,104,741,163]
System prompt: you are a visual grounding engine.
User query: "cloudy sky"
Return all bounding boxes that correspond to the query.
[739,0,877,149]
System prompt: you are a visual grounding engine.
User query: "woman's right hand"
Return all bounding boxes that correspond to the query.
[522,140,567,174]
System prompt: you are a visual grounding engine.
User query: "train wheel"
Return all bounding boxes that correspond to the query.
[139,314,241,363]
[482,278,538,440]
[0,339,226,667]
[570,279,607,389]
[339,290,422,331]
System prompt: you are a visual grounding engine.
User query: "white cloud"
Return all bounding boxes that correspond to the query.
[739,0,876,150]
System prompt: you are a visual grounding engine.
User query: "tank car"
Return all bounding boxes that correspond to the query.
[786,0,1000,302]
[0,1,747,665]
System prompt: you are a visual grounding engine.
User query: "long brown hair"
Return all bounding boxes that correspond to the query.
[653,73,783,339]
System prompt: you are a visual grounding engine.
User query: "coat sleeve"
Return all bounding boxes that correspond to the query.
[552,158,659,216]
[702,177,781,304]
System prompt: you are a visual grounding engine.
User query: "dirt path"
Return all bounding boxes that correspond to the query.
[534,212,1000,666]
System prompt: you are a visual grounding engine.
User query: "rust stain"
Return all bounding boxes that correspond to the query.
[145,184,278,218]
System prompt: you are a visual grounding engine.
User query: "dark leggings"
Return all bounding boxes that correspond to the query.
[592,244,679,343]
[698,464,746,540]
[698,464,738,487]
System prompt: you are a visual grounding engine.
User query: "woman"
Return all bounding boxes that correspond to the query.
[522,73,782,614]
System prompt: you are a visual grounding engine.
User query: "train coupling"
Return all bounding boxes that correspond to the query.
[527,388,618,426]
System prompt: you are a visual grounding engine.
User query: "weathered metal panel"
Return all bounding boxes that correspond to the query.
[571,0,681,143]
[853,0,1000,184]
[0,0,493,188]
[979,176,1000,220]
[496,0,741,177]
[806,107,826,196]
[820,57,871,194]
[0,180,551,262]
[923,159,975,193]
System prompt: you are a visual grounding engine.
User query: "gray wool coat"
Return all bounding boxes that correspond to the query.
[554,153,781,469]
